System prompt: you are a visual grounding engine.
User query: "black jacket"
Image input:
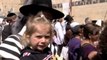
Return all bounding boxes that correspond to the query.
[20,47,52,60]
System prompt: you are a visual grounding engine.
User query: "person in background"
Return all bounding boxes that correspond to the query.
[87,23,106,60]
[0,0,64,60]
[60,24,73,60]
[64,15,79,29]
[20,16,53,60]
[81,23,100,60]
[54,18,65,56]
[67,25,83,60]
[84,17,91,25]
[2,13,17,42]
[64,15,73,25]
[97,23,107,60]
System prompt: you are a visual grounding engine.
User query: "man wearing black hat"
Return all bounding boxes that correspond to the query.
[2,13,17,42]
[0,0,64,60]
[19,0,64,22]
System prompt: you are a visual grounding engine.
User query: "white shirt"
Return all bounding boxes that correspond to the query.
[70,21,79,28]
[54,21,65,45]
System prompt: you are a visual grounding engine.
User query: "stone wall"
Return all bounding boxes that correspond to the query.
[71,2,107,24]
[52,0,107,24]
[0,0,24,16]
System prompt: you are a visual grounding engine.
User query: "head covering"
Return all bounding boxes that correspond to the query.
[19,0,64,19]
[72,25,80,34]
[95,20,102,27]
[64,15,73,22]
[70,22,79,28]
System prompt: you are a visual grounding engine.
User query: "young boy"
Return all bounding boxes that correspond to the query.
[20,13,53,60]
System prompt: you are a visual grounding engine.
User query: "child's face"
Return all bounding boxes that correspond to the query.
[29,24,51,51]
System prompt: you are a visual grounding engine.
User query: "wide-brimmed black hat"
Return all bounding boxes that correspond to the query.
[19,0,64,19]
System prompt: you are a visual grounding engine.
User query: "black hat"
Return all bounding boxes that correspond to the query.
[64,15,73,22]
[19,0,64,19]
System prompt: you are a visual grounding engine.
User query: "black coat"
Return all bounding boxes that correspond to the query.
[20,47,52,60]
[2,24,12,41]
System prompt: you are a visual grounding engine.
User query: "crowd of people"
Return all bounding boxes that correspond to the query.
[0,0,107,60]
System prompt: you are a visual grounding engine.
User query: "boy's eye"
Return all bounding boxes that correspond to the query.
[45,36,50,39]
[35,35,50,39]
[36,36,43,39]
